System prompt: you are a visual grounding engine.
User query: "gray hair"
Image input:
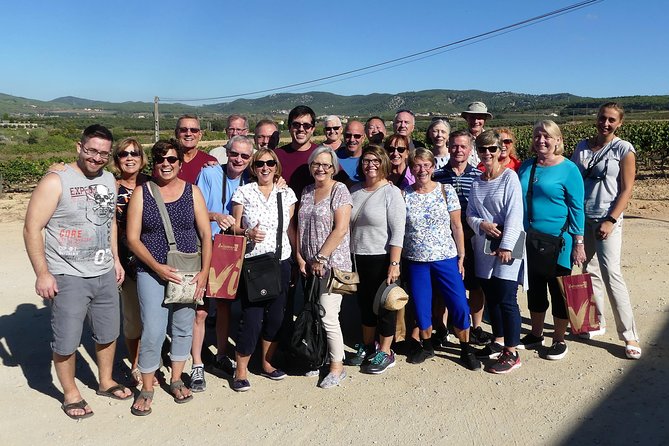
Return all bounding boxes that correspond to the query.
[308,145,341,176]
[228,135,254,153]
[323,115,342,126]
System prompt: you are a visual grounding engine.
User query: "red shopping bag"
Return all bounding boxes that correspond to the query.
[206,234,246,299]
[557,273,601,335]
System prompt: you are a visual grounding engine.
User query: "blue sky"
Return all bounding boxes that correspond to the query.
[2,0,667,104]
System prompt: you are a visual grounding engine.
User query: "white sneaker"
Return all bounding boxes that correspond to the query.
[579,327,606,339]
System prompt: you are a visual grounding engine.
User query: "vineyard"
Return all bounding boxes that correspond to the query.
[1,120,668,191]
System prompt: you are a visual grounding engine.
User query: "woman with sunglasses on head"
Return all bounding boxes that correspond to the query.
[111,138,151,387]
[517,121,585,360]
[296,145,352,388]
[385,134,415,189]
[126,139,212,416]
[402,148,481,370]
[229,149,297,392]
[478,128,521,173]
[322,115,344,151]
[466,131,525,374]
[346,145,406,374]
[571,102,641,359]
[426,118,452,170]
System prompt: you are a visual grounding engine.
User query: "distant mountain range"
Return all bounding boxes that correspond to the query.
[2,90,668,118]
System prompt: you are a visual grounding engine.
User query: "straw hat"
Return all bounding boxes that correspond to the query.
[373,281,409,315]
[460,101,493,119]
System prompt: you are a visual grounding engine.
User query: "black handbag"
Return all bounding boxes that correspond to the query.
[525,159,567,277]
[242,191,283,303]
[290,275,327,369]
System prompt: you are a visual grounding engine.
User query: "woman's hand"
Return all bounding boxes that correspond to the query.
[155,264,180,283]
[191,270,208,302]
[310,259,326,278]
[297,257,307,277]
[496,249,512,264]
[386,264,400,285]
[597,221,614,240]
[480,221,502,238]
[247,223,266,243]
[572,244,586,267]
[457,256,465,279]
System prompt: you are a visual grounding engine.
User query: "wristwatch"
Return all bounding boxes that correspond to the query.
[315,253,328,264]
[390,261,399,266]
[605,215,617,224]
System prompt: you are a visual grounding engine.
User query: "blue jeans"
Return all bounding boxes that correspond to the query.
[479,277,521,348]
[136,271,195,373]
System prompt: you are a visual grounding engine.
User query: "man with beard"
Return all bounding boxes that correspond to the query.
[23,124,130,419]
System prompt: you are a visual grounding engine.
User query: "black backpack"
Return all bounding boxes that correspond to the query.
[290,275,327,370]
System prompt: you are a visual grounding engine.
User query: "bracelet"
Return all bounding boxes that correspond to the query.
[243,228,251,238]
[390,261,400,266]
[574,239,584,245]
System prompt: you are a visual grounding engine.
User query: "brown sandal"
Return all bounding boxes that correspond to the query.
[169,380,193,404]
[130,390,154,416]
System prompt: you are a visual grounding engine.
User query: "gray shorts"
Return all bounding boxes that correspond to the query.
[50,269,120,355]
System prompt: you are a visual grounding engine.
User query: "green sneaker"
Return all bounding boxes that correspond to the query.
[362,350,396,375]
[346,343,374,366]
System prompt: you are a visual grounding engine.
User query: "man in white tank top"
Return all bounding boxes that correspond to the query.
[24,124,130,419]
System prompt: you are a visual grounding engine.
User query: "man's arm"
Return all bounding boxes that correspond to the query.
[23,173,62,299]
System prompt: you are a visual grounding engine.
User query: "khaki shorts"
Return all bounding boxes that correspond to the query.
[120,276,142,339]
[50,269,120,355]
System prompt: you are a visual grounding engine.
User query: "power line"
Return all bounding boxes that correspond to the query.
[162,0,601,103]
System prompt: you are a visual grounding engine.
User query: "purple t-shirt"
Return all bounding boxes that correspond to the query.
[298,182,352,271]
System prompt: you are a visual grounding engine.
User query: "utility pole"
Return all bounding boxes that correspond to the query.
[153,96,160,143]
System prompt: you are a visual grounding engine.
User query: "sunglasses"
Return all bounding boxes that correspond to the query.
[177,127,201,134]
[325,126,341,132]
[253,159,277,168]
[154,155,179,164]
[386,146,407,154]
[502,139,513,144]
[290,122,314,131]
[228,150,251,160]
[117,151,141,159]
[477,145,499,153]
[344,133,363,139]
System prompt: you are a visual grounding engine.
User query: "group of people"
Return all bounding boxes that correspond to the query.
[23,100,641,420]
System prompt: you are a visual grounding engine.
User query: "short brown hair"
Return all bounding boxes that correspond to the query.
[111,137,148,175]
[250,148,282,182]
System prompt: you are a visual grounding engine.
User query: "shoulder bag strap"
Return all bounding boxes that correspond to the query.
[275,190,283,258]
[149,181,178,250]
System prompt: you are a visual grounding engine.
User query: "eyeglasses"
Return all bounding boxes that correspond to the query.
[290,122,314,131]
[226,127,247,133]
[502,139,514,144]
[228,150,251,160]
[386,146,407,154]
[81,145,111,160]
[177,127,201,134]
[154,155,179,164]
[253,159,277,168]
[344,133,363,139]
[117,151,141,159]
[477,145,499,153]
[325,126,341,132]
[310,162,333,170]
[361,159,381,166]
[412,163,433,171]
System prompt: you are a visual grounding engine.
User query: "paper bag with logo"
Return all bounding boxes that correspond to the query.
[557,272,601,335]
[207,234,246,299]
